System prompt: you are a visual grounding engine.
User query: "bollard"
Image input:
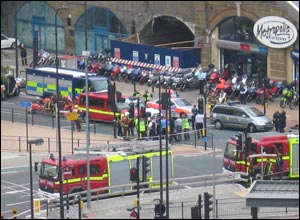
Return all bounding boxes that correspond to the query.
[12,208,17,219]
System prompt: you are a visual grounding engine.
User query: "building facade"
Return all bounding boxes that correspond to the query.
[1,1,299,82]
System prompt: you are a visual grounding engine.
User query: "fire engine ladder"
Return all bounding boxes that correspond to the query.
[74,140,170,155]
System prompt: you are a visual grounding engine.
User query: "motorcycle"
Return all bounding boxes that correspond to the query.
[280,87,294,108]
[289,93,299,110]
[180,71,199,92]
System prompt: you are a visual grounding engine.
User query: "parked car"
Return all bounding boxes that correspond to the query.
[210,102,273,132]
[146,97,193,119]
[1,34,20,49]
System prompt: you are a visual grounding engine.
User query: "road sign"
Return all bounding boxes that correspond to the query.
[63,167,72,179]
[20,101,32,107]
[129,211,138,219]
[67,112,78,121]
[203,136,208,142]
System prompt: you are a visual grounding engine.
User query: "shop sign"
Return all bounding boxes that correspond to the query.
[253,16,297,49]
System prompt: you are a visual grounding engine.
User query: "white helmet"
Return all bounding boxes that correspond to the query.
[125,112,129,116]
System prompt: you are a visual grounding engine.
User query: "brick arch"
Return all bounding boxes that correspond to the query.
[208,7,260,34]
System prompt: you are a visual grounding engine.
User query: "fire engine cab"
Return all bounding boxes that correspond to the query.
[76,90,129,123]
[223,131,299,182]
[37,141,174,200]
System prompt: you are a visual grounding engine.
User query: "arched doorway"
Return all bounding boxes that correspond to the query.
[16,1,66,53]
[74,6,128,56]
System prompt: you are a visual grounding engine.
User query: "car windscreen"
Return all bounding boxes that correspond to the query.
[246,107,265,117]
[92,79,109,91]
[116,102,129,110]
[173,98,192,107]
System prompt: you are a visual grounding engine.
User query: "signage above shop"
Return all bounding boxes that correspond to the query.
[253,16,298,49]
[215,39,268,54]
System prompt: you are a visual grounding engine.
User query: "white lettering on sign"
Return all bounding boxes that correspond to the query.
[253,16,297,48]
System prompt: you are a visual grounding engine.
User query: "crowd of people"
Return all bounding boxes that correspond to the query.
[117,107,205,142]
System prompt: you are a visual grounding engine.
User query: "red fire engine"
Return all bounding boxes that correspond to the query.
[223,131,299,182]
[36,141,174,200]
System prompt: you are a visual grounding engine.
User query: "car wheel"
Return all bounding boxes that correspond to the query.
[215,120,223,130]
[248,124,256,133]
[11,42,16,49]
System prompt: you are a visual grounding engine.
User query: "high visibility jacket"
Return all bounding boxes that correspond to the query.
[144,92,152,101]
[183,118,190,129]
[135,118,146,131]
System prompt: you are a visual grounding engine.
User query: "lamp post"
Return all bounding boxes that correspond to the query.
[28,138,44,219]
[55,5,69,219]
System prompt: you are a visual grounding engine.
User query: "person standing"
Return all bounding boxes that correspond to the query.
[272,109,280,132]
[20,43,27,66]
[143,89,153,106]
[279,109,286,133]
[182,113,190,141]
[239,83,247,104]
[191,104,198,130]
[195,111,204,139]
[198,70,207,95]
[175,115,183,142]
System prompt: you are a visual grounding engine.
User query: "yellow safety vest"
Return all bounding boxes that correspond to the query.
[183,118,190,129]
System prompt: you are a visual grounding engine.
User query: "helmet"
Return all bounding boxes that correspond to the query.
[125,112,129,116]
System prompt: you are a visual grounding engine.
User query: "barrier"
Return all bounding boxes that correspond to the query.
[111,58,182,72]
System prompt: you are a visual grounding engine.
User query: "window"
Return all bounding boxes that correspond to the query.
[219,16,256,43]
[225,142,238,159]
[79,165,86,175]
[89,97,105,108]
[90,165,100,174]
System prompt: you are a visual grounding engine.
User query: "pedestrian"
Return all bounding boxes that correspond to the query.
[272,109,280,132]
[191,104,197,130]
[198,69,207,95]
[194,111,204,139]
[279,109,286,133]
[239,83,247,104]
[148,116,157,140]
[20,43,28,66]
[168,116,177,144]
[175,115,183,142]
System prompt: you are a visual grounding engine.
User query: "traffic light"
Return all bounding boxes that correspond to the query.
[245,137,252,158]
[108,83,116,105]
[129,103,134,118]
[140,106,146,117]
[204,192,213,219]
[142,156,150,181]
[130,167,138,182]
[236,132,243,151]
[198,97,204,114]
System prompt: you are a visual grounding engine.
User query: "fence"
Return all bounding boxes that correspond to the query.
[1,106,215,153]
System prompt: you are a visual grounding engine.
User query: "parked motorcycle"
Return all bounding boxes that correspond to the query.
[280,87,294,108]
[289,93,299,110]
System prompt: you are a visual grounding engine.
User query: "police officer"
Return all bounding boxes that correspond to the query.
[143,89,153,106]
[182,113,190,141]
[135,116,147,139]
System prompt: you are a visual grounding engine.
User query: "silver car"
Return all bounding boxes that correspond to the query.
[210,103,274,132]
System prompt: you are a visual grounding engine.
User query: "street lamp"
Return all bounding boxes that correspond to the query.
[55,5,69,219]
[28,138,44,219]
